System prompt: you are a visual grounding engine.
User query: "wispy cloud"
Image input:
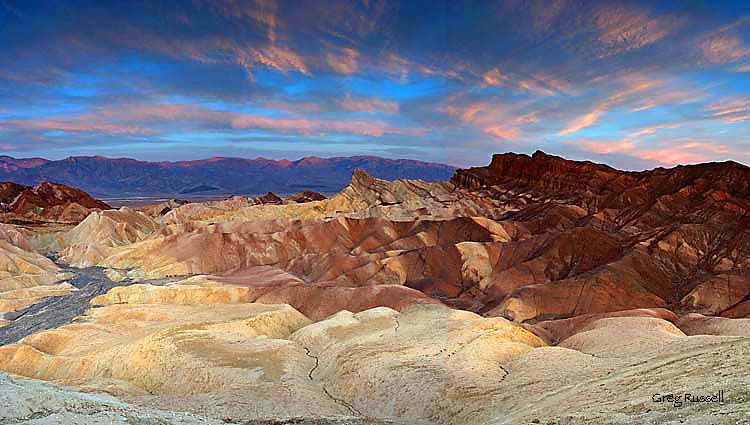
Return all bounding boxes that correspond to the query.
[3,103,420,138]
[480,67,572,96]
[699,17,750,65]
[339,95,399,113]
[593,4,676,58]
[708,98,750,123]
[559,76,659,134]
[4,118,154,135]
[442,99,538,140]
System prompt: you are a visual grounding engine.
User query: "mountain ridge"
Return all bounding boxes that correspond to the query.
[0,154,456,197]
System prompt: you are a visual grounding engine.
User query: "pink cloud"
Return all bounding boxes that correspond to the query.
[442,100,538,140]
[637,142,730,165]
[630,90,701,112]
[559,76,660,134]
[7,118,154,135]
[5,101,421,138]
[576,136,730,166]
[700,18,750,65]
[228,114,410,136]
[594,5,674,58]
[708,98,750,123]
[339,96,399,114]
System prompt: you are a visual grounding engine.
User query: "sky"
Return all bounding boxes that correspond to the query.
[0,0,749,169]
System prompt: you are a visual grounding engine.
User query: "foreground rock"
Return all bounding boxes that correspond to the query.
[2,283,750,424]
[0,372,221,424]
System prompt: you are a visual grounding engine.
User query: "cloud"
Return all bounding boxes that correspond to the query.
[708,98,750,123]
[481,68,507,87]
[4,118,154,135]
[699,18,750,65]
[4,102,420,139]
[559,76,659,134]
[576,138,729,166]
[636,142,730,165]
[338,96,399,113]
[627,123,680,139]
[442,99,538,140]
[593,4,675,58]
[325,47,360,75]
[480,67,571,96]
[630,89,701,112]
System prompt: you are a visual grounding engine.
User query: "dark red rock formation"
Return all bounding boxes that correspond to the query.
[254,192,283,205]
[0,181,111,224]
[285,190,327,203]
[447,151,750,322]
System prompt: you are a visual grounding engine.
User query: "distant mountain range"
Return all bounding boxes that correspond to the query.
[0,155,456,198]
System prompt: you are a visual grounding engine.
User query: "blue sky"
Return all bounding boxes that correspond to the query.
[0,0,748,168]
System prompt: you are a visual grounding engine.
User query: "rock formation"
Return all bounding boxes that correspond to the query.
[285,190,328,203]
[254,192,284,205]
[0,181,111,224]
[2,151,750,424]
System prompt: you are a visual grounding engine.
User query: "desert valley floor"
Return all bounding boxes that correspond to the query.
[2,151,750,424]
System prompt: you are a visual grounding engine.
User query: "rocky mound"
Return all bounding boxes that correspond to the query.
[58,208,161,267]
[0,181,111,224]
[255,192,284,205]
[0,238,72,319]
[285,190,327,203]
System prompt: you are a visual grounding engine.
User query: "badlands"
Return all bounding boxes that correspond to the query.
[1,151,750,424]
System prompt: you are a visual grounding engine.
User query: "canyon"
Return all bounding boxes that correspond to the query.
[1,151,749,424]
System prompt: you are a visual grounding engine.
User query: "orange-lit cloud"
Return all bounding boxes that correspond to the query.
[480,67,571,96]
[325,47,360,75]
[481,68,507,87]
[243,45,310,77]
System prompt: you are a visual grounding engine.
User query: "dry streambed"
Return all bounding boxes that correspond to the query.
[0,259,178,345]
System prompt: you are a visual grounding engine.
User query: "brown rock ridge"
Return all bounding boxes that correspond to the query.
[449,151,750,322]
[0,181,111,224]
